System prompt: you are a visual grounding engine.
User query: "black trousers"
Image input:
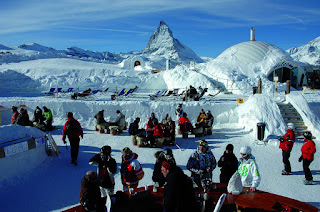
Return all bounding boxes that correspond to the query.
[303,159,313,181]
[69,137,80,162]
[282,150,291,173]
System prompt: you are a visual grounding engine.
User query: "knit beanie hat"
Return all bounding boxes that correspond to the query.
[226,144,234,152]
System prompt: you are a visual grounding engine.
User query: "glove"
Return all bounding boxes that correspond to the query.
[298,156,303,162]
[81,135,83,139]
[278,137,284,142]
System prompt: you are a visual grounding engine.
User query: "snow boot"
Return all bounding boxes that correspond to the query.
[303,179,313,185]
[281,170,291,175]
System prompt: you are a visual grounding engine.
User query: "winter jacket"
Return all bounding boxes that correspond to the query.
[218,151,238,183]
[187,147,216,187]
[89,154,117,189]
[115,112,125,126]
[152,151,168,187]
[206,113,214,127]
[163,121,175,137]
[146,117,158,130]
[62,117,83,141]
[11,111,20,124]
[120,153,144,189]
[43,109,53,121]
[179,116,193,132]
[16,112,32,126]
[197,113,207,123]
[238,155,261,188]
[279,129,295,152]
[163,166,199,212]
[301,139,316,161]
[94,111,107,125]
[153,123,164,137]
[128,120,139,135]
[79,176,104,212]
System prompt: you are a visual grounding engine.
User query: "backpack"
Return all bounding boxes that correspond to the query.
[66,120,79,136]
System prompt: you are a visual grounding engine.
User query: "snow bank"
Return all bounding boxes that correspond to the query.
[286,93,320,140]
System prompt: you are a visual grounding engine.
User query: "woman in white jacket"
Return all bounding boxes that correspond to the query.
[238,146,261,191]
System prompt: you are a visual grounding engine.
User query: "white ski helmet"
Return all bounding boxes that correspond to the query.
[287,123,295,130]
[240,146,251,156]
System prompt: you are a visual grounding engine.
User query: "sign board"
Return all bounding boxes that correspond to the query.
[274,76,279,82]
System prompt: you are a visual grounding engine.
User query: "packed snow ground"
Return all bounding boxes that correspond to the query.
[0,89,319,211]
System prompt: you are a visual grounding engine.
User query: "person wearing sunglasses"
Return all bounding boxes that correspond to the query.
[89,145,117,196]
[238,146,261,192]
[187,140,216,188]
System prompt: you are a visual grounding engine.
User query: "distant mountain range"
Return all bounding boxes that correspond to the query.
[0,21,202,65]
[286,36,320,66]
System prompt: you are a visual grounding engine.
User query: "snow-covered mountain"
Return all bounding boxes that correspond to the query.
[142,21,203,63]
[287,36,320,66]
[0,21,203,66]
[0,43,121,64]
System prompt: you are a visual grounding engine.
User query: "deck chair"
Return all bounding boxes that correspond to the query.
[92,89,101,94]
[65,88,74,93]
[149,90,161,100]
[117,89,126,97]
[131,86,139,93]
[44,88,55,95]
[123,89,133,96]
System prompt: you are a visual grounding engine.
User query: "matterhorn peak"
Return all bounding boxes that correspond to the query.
[142,21,203,63]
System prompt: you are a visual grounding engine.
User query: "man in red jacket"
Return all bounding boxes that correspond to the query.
[299,131,316,185]
[278,123,295,175]
[62,112,83,165]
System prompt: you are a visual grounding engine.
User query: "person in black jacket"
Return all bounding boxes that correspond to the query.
[89,145,117,196]
[79,171,104,212]
[152,148,175,188]
[217,144,238,184]
[161,159,200,212]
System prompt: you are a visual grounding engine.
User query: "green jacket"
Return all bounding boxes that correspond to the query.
[43,109,53,120]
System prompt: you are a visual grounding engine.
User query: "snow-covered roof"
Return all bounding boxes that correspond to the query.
[217,41,292,65]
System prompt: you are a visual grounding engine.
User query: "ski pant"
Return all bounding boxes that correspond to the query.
[69,137,80,162]
[282,150,291,173]
[303,159,313,181]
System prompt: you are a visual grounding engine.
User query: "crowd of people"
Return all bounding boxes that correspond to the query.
[11,105,53,131]
[10,104,317,211]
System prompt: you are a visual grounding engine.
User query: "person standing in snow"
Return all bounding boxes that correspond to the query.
[175,103,183,121]
[299,131,316,185]
[238,146,261,192]
[79,171,104,212]
[11,106,20,124]
[89,145,117,196]
[178,112,193,134]
[278,123,296,175]
[218,144,238,184]
[152,148,176,188]
[187,140,216,188]
[120,147,144,191]
[62,112,83,165]
[43,106,53,131]
[161,159,200,212]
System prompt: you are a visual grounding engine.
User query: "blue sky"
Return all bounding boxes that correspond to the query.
[1,0,320,58]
